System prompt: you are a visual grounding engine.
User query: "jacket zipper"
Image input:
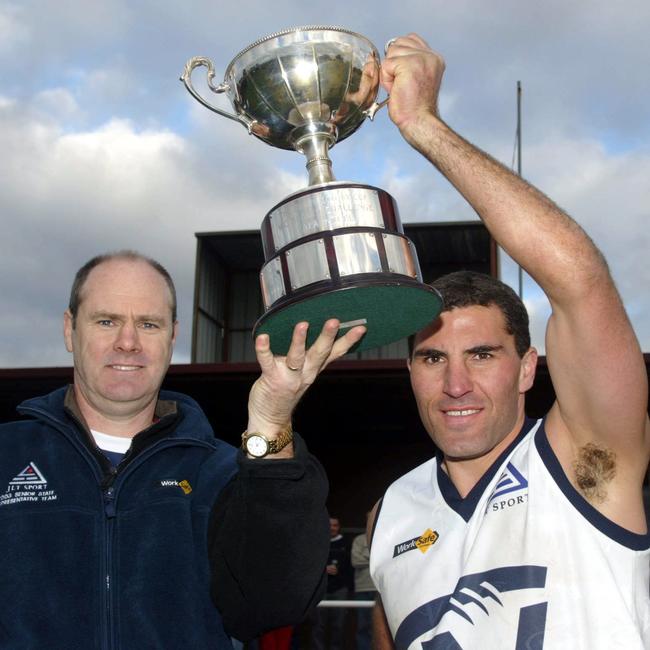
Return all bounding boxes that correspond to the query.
[103,478,117,650]
[99,439,215,650]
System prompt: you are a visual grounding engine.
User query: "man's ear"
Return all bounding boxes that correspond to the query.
[519,347,538,393]
[171,321,179,345]
[63,310,74,353]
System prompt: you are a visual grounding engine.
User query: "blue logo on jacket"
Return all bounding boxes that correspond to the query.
[488,463,528,503]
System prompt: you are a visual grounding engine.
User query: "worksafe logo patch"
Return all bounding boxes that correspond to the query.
[393,528,439,558]
[158,479,192,495]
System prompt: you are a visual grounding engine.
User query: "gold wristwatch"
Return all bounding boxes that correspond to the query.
[241,422,293,458]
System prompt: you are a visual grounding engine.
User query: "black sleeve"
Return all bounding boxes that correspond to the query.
[207,432,329,641]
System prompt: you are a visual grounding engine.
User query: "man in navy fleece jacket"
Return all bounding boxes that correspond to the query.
[0,250,366,649]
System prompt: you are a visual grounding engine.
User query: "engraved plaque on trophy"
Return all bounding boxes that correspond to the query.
[181,26,442,354]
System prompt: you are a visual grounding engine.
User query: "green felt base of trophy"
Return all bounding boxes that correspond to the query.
[254,283,443,356]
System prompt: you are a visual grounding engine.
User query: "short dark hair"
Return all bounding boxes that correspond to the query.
[409,271,530,358]
[68,251,177,325]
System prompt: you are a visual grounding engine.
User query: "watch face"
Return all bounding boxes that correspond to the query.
[246,434,269,458]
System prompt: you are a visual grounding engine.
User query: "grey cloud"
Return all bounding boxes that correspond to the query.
[0,100,288,367]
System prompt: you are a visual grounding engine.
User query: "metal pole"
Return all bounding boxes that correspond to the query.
[516,81,524,299]
[317,600,375,608]
[517,81,522,176]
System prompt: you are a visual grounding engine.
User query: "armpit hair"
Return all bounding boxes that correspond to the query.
[573,443,616,503]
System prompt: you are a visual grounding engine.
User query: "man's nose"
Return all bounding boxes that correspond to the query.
[443,360,473,398]
[114,322,141,353]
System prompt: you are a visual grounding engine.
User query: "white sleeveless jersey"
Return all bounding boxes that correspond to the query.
[370,419,650,649]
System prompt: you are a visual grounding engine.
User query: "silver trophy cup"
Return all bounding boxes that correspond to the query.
[181,26,441,354]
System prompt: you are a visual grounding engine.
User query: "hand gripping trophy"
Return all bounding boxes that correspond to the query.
[181,26,441,354]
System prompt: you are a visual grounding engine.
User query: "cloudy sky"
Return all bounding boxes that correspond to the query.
[1,0,648,367]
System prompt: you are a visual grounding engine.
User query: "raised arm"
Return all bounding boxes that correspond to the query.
[210,320,366,639]
[382,35,649,521]
[246,318,366,458]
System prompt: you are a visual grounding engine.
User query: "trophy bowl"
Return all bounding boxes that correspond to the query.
[182,26,381,152]
[226,26,381,151]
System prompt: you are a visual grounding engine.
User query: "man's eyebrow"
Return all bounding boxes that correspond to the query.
[88,311,121,321]
[466,344,504,355]
[413,348,446,358]
[137,314,167,324]
[87,311,167,324]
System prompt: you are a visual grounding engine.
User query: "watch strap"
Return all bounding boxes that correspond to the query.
[242,422,293,457]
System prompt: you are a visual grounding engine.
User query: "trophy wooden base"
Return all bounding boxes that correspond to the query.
[253,280,442,355]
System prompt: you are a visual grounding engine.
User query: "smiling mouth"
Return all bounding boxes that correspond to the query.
[108,365,142,371]
[444,409,481,417]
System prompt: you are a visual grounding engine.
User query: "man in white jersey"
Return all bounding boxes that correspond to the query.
[368,34,650,649]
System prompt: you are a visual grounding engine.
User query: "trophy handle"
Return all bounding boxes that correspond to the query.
[180,56,257,133]
[364,95,390,121]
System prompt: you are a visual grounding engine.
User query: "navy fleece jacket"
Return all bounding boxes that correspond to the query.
[0,387,328,649]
